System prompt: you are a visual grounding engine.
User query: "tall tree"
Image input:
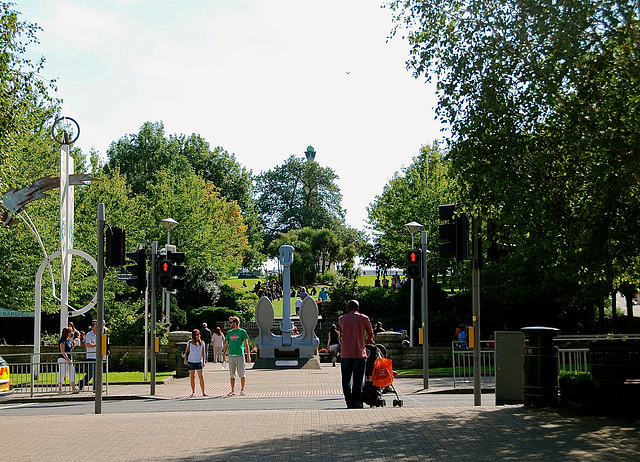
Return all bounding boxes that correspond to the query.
[367,143,460,283]
[255,155,344,243]
[388,0,640,309]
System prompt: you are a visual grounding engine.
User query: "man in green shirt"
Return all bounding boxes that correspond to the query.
[223,316,251,396]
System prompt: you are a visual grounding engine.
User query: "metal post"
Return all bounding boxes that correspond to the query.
[144,283,148,381]
[421,230,429,389]
[472,217,481,406]
[409,233,415,347]
[95,203,105,414]
[151,241,157,395]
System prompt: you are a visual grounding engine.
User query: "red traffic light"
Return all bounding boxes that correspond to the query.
[406,249,422,279]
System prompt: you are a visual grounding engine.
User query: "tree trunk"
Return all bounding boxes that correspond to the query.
[597,298,606,333]
[611,291,617,333]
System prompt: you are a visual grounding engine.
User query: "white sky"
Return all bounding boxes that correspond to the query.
[16,0,445,232]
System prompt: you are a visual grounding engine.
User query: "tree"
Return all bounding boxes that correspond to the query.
[367,143,462,285]
[105,123,265,268]
[0,2,59,188]
[388,0,640,327]
[177,135,264,268]
[255,155,344,243]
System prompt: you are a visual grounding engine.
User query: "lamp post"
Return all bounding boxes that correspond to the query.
[160,218,178,327]
[405,221,423,347]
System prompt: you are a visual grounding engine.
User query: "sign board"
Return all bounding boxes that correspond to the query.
[0,308,35,318]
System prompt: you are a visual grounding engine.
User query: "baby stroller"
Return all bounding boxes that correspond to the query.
[362,342,403,407]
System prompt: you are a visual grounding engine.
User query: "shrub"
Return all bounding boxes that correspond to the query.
[559,371,594,404]
[187,306,239,328]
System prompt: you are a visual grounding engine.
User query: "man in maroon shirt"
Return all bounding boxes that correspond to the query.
[338,300,374,409]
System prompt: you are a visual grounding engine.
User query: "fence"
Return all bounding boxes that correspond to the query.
[3,353,109,397]
[451,341,593,387]
[452,341,495,387]
[231,320,335,331]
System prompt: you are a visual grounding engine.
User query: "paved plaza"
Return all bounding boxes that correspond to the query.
[2,364,638,461]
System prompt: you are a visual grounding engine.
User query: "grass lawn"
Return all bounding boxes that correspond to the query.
[106,371,175,382]
[11,371,175,386]
[395,366,494,376]
[223,273,408,318]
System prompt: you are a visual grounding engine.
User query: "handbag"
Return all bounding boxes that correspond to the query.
[372,357,393,388]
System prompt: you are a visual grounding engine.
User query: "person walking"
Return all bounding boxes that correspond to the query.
[212,326,225,363]
[327,324,341,367]
[78,320,97,391]
[200,323,213,361]
[338,300,374,409]
[223,316,251,396]
[57,327,78,394]
[184,329,208,397]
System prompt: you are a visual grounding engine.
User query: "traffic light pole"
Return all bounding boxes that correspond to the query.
[409,234,416,347]
[150,241,157,395]
[472,217,481,406]
[421,230,429,389]
[95,203,105,414]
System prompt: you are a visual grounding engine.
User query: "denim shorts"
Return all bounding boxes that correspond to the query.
[187,361,203,370]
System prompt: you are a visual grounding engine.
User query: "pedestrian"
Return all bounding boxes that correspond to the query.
[318,287,328,303]
[78,320,97,391]
[327,324,341,366]
[338,300,374,409]
[57,326,78,394]
[212,326,225,363]
[184,329,208,397]
[200,323,213,361]
[223,316,251,396]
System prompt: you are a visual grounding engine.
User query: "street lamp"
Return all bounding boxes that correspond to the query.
[405,221,423,347]
[160,217,179,244]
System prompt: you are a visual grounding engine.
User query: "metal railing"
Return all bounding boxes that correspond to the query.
[3,353,109,396]
[451,341,595,387]
[452,341,495,387]
[558,348,589,372]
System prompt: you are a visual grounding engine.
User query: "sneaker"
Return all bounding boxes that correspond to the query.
[240,390,245,396]
[227,391,235,396]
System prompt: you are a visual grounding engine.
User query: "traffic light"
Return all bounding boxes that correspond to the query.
[406,249,422,279]
[157,250,185,289]
[438,204,469,261]
[105,227,125,267]
[125,248,147,292]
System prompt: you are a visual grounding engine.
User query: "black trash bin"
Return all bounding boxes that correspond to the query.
[175,342,189,378]
[522,326,560,406]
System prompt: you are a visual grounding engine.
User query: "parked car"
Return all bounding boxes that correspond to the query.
[237,271,257,278]
[0,355,12,402]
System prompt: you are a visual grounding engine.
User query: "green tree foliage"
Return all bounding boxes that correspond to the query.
[255,155,345,243]
[0,2,59,189]
[367,143,464,286]
[388,0,640,328]
[104,122,264,268]
[177,135,264,268]
[267,227,361,285]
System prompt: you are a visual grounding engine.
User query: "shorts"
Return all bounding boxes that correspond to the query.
[329,344,340,352]
[228,355,246,378]
[187,361,203,371]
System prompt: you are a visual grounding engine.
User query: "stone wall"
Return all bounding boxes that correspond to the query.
[0,329,446,370]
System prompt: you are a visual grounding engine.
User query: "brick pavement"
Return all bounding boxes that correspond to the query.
[3,363,639,461]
